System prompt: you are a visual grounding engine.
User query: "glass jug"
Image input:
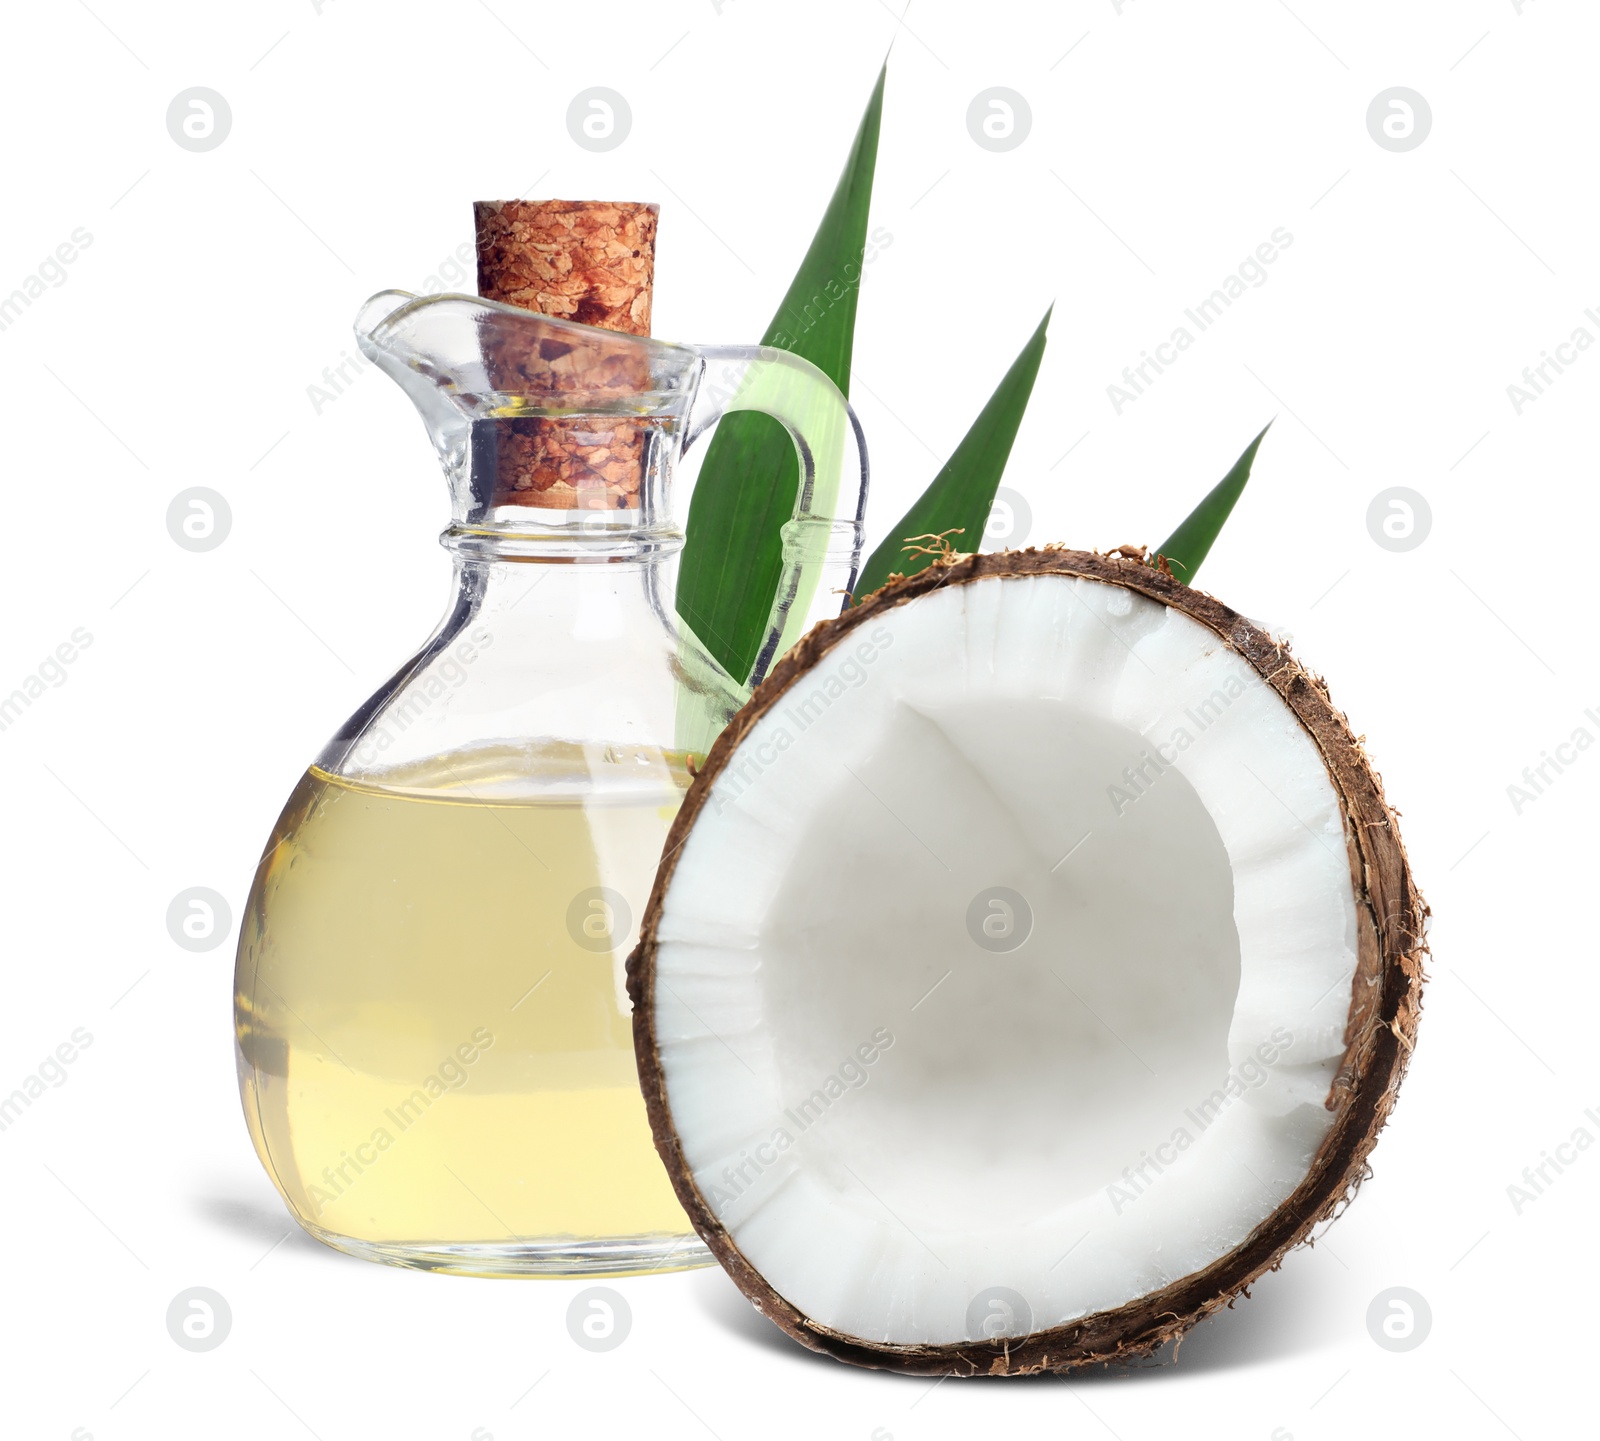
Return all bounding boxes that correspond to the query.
[233,290,867,1276]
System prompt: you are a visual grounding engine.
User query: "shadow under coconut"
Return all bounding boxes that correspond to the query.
[1078,1257,1348,1380]
[693,1252,1346,1379]
[691,1267,839,1368]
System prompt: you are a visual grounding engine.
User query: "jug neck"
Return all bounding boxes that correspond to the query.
[353,290,703,553]
[444,415,684,563]
[442,509,683,564]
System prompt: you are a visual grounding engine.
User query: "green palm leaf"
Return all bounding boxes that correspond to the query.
[1156,422,1271,583]
[676,63,887,684]
[851,307,1051,602]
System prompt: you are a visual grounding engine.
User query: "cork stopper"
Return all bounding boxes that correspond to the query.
[474,200,659,510]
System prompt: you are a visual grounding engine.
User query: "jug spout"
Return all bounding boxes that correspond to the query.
[355,289,701,534]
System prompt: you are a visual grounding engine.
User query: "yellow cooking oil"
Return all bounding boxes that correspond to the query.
[232,741,703,1275]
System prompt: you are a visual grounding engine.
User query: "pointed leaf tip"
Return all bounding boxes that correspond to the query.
[1156,421,1272,584]
[851,306,1052,603]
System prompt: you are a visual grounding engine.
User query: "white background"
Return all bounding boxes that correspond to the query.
[1,1,1593,1437]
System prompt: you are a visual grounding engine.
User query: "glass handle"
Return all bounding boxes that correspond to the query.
[683,345,869,690]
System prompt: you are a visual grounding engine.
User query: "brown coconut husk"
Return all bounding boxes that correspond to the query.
[628,546,1427,1376]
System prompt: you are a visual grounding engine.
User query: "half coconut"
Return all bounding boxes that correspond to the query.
[629,548,1425,1374]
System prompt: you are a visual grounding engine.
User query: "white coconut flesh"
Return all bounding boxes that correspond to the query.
[650,573,1359,1347]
